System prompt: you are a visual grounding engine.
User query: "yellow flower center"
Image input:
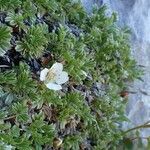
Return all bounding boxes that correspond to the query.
[45,69,56,83]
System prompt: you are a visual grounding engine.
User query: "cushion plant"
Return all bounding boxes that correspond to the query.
[0,0,141,149]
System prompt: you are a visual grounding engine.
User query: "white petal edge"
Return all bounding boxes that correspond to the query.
[46,82,62,90]
[55,71,69,84]
[50,62,63,74]
[40,68,49,81]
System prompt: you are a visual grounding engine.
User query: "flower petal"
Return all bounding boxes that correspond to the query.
[55,71,69,84]
[50,62,63,74]
[46,82,62,90]
[40,68,49,81]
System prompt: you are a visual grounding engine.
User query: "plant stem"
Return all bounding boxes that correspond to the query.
[123,121,150,134]
[4,115,16,121]
[130,136,149,141]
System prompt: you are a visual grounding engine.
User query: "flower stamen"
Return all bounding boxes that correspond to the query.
[46,70,56,82]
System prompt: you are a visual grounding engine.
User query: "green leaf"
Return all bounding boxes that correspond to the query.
[5,93,14,105]
[16,24,48,58]
[0,25,11,56]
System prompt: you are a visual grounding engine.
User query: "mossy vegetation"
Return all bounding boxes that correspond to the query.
[0,0,141,149]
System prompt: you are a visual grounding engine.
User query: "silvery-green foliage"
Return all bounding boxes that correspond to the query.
[0,0,142,149]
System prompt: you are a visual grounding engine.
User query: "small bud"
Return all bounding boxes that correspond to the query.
[120,91,129,98]
[53,137,63,148]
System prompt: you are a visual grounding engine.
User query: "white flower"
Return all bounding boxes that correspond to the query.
[40,62,69,90]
